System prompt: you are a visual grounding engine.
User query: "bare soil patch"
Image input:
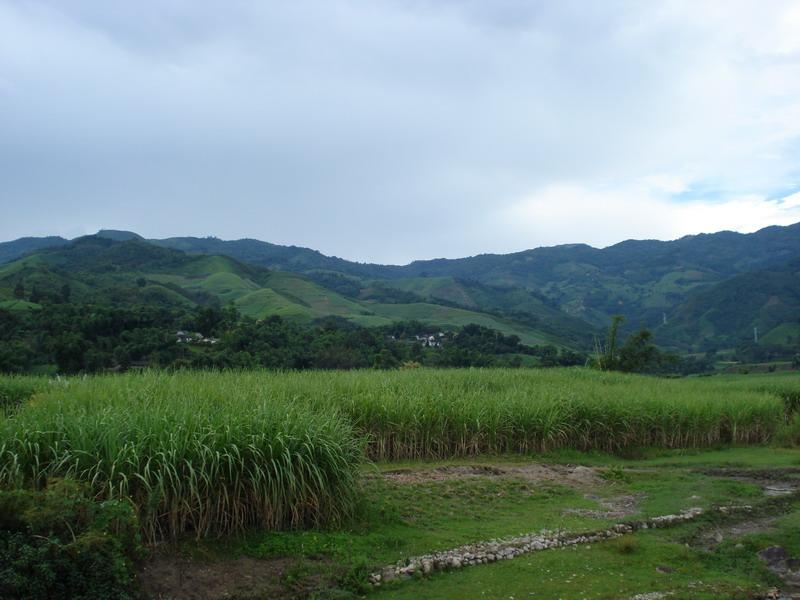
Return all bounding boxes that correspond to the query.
[700,468,800,498]
[700,468,800,480]
[565,492,646,519]
[377,463,604,487]
[138,554,330,600]
[696,516,780,550]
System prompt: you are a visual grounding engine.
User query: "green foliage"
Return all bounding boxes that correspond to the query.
[0,342,34,374]
[608,536,638,554]
[596,315,625,370]
[594,317,709,375]
[2,369,793,545]
[0,376,44,412]
[145,222,800,341]
[0,235,583,353]
[311,368,785,460]
[0,372,364,541]
[0,479,143,600]
[663,259,800,351]
[0,294,589,374]
[4,224,800,355]
[617,328,659,372]
[774,414,800,447]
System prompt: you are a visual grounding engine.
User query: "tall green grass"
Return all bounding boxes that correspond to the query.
[0,372,363,541]
[296,368,786,459]
[707,371,800,414]
[0,375,46,414]
[0,368,793,539]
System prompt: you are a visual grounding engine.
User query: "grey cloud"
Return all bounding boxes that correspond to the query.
[1,1,799,263]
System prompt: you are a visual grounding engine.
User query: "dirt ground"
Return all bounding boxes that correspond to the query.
[377,462,605,487]
[564,491,646,519]
[137,554,329,600]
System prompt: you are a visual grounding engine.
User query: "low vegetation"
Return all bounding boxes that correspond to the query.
[0,375,45,413]
[0,479,143,600]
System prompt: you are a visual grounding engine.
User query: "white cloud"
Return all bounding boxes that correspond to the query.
[497,184,800,250]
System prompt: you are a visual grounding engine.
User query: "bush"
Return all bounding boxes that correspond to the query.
[608,536,638,554]
[774,414,800,447]
[0,376,44,413]
[0,479,143,600]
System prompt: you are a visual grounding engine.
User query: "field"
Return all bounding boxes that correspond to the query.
[0,373,364,540]
[1,369,800,599]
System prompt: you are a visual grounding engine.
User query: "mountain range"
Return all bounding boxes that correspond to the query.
[2,223,799,352]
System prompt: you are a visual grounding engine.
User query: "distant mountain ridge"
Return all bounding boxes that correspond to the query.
[0,236,69,265]
[0,236,576,348]
[2,222,800,351]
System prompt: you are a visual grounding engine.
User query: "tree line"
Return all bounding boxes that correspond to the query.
[0,303,590,374]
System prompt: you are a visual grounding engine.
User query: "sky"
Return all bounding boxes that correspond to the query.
[1,1,800,264]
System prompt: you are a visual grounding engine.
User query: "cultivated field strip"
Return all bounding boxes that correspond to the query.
[0,369,795,539]
[0,372,363,540]
[305,369,786,459]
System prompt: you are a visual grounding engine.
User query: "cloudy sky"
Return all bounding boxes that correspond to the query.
[1,1,800,264]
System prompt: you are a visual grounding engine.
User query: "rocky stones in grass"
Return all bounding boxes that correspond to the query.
[369,506,715,585]
[758,545,800,593]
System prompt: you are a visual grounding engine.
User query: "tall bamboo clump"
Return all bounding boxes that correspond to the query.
[0,371,363,541]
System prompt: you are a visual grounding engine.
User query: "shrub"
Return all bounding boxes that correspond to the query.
[774,414,800,447]
[608,536,638,554]
[0,376,45,413]
[0,479,143,600]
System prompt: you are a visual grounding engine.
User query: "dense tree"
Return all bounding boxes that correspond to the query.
[0,301,699,376]
[597,315,625,370]
[0,341,33,373]
[617,329,659,373]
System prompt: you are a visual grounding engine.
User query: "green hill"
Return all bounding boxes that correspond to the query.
[144,222,800,335]
[0,237,574,348]
[0,236,265,309]
[369,276,596,347]
[0,236,68,264]
[4,222,800,352]
[661,259,800,350]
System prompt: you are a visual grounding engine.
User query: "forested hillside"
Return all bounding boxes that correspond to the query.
[2,222,800,353]
[663,258,800,351]
[0,236,579,351]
